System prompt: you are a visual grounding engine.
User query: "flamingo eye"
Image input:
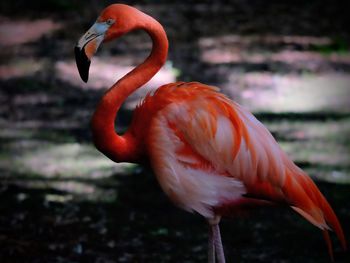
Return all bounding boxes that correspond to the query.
[106,19,115,25]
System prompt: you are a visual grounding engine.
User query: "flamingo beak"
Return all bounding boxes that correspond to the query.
[75,21,110,82]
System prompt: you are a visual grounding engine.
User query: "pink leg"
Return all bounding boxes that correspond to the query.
[212,223,226,263]
[208,216,226,263]
[208,223,215,263]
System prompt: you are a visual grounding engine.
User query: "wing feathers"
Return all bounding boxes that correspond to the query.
[148,109,246,218]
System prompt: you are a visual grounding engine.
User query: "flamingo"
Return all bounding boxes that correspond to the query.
[74,4,346,262]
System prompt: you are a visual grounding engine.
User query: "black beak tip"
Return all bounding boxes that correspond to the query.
[74,46,91,83]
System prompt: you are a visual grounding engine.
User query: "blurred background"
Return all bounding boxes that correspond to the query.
[0,0,349,262]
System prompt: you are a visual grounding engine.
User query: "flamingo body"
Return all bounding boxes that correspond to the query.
[74,4,346,261]
[134,81,344,234]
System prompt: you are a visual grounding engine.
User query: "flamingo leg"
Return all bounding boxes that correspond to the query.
[208,216,226,263]
[208,223,215,263]
[213,223,226,263]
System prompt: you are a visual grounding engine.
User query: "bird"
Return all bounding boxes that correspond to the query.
[74,4,346,262]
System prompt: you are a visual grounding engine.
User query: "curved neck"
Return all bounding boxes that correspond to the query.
[91,18,168,163]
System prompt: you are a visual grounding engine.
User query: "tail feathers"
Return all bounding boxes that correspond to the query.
[323,230,334,262]
[291,206,329,230]
[283,169,347,256]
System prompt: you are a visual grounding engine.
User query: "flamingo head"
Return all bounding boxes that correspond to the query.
[75,4,143,82]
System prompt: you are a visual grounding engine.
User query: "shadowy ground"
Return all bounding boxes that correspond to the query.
[0,171,349,263]
[0,0,350,262]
